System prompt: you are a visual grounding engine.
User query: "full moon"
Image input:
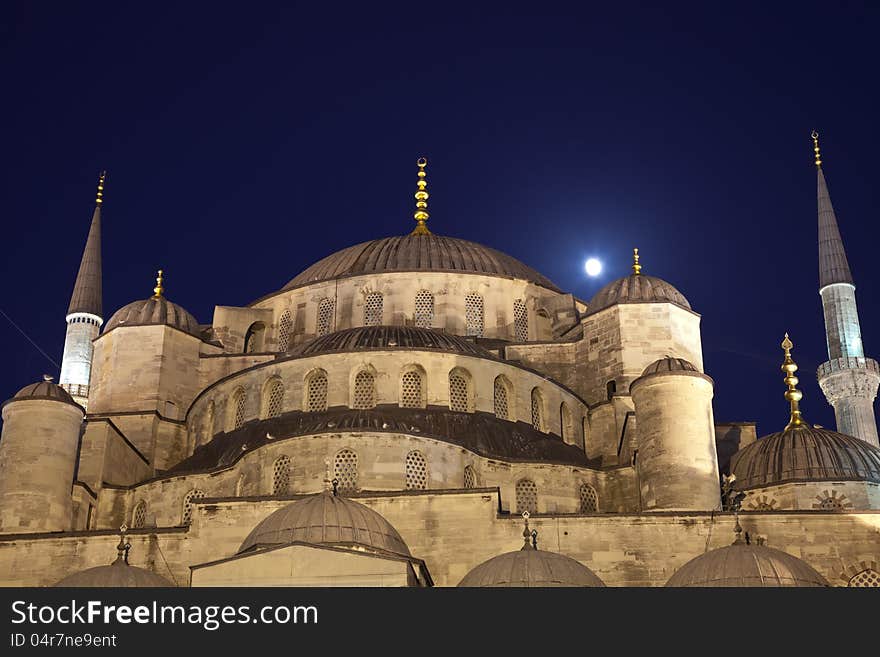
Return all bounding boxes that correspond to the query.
[585,258,602,277]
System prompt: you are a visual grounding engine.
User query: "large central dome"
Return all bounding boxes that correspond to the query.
[281,234,561,293]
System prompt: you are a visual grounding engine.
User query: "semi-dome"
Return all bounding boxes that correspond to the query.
[8,376,77,406]
[730,424,880,489]
[104,296,200,337]
[641,357,699,376]
[588,274,691,315]
[665,528,828,587]
[280,234,562,293]
[238,492,411,556]
[287,325,494,358]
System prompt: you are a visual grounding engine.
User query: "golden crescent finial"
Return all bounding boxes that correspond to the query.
[632,247,642,275]
[811,131,822,167]
[152,269,164,299]
[410,156,431,236]
[96,170,106,205]
[781,333,806,430]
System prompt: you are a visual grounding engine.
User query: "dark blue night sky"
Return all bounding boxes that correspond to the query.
[3,3,879,437]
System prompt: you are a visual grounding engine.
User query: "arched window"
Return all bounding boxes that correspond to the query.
[405,450,428,489]
[514,298,528,341]
[352,370,376,409]
[449,369,472,413]
[606,380,617,401]
[414,290,434,328]
[132,500,147,528]
[230,388,247,430]
[560,402,573,442]
[463,465,477,489]
[262,378,284,419]
[494,375,512,420]
[277,310,293,352]
[515,479,538,514]
[400,368,425,408]
[578,483,599,513]
[849,569,880,587]
[244,322,266,353]
[273,455,291,495]
[364,292,384,326]
[530,388,545,432]
[182,489,206,526]
[334,449,358,492]
[305,370,328,412]
[465,293,484,337]
[317,298,335,336]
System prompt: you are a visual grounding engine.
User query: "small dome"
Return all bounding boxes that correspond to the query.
[587,274,691,315]
[459,548,605,587]
[288,325,494,358]
[730,425,880,489]
[280,234,561,293]
[104,296,200,337]
[641,357,699,376]
[238,493,410,556]
[10,376,76,406]
[54,559,173,588]
[665,542,828,587]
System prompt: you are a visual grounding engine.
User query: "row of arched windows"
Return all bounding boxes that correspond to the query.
[515,480,599,514]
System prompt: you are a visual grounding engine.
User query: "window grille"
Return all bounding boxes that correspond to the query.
[514,298,528,341]
[317,298,335,336]
[578,483,598,512]
[531,389,544,431]
[306,371,328,412]
[849,569,880,587]
[449,372,470,412]
[465,293,484,337]
[494,376,510,420]
[463,465,477,489]
[264,380,284,418]
[182,489,206,525]
[414,290,434,328]
[515,479,538,515]
[273,455,291,495]
[334,449,358,492]
[405,450,428,489]
[352,371,376,409]
[277,310,292,351]
[132,501,147,528]
[364,292,384,326]
[233,390,246,429]
[401,370,424,408]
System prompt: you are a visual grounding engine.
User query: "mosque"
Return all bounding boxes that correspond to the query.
[0,136,878,587]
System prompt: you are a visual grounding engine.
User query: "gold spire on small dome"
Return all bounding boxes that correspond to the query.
[152,270,164,299]
[96,170,107,205]
[811,131,822,167]
[781,333,807,430]
[410,157,431,236]
[632,248,642,275]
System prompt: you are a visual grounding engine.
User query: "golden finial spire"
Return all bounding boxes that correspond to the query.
[632,247,642,275]
[152,270,164,299]
[96,170,106,205]
[781,333,807,429]
[410,157,431,236]
[811,131,822,167]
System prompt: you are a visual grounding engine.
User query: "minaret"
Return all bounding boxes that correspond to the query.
[812,133,880,446]
[58,172,105,409]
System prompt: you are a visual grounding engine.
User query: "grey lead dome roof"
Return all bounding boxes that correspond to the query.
[280,234,562,293]
[458,548,606,587]
[11,378,76,405]
[641,357,699,376]
[665,543,828,587]
[238,493,411,556]
[104,296,201,337]
[730,425,880,489]
[587,274,691,315]
[54,559,173,587]
[288,325,493,358]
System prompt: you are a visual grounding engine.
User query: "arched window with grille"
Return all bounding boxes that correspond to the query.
[229,388,247,430]
[515,479,538,514]
[317,298,335,336]
[579,483,599,513]
[182,489,206,526]
[262,378,284,419]
[414,290,434,328]
[405,450,428,490]
[530,388,545,432]
[132,500,147,528]
[334,449,358,492]
[465,293,484,337]
[364,292,384,326]
[244,322,266,353]
[514,298,528,341]
[400,367,426,408]
[849,569,880,587]
[560,402,573,442]
[449,369,472,413]
[273,455,291,495]
[494,375,512,420]
[305,369,328,412]
[463,465,477,489]
[277,310,293,352]
[352,370,376,409]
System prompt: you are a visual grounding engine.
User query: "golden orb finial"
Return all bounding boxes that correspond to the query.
[632,248,642,275]
[811,131,822,167]
[152,269,164,299]
[781,332,807,429]
[410,156,431,236]
[96,170,106,205]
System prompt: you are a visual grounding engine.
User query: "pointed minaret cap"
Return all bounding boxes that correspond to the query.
[814,132,854,288]
[67,171,105,317]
